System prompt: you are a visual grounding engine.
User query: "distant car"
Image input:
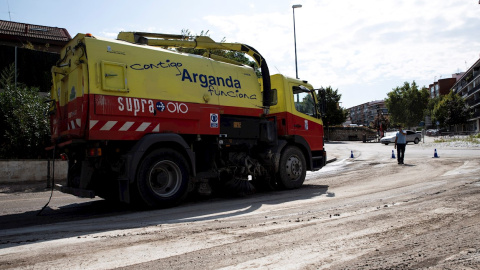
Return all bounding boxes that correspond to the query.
[426,129,437,136]
[380,130,421,145]
[434,128,449,136]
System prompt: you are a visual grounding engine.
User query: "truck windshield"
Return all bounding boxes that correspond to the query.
[293,86,317,118]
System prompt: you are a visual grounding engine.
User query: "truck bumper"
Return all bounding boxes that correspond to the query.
[312,150,326,171]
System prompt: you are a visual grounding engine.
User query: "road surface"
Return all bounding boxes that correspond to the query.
[1,138,479,269]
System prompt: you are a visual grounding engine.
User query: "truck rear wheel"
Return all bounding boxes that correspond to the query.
[135,149,190,208]
[277,146,306,189]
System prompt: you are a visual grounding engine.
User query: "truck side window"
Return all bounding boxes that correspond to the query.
[293,87,317,118]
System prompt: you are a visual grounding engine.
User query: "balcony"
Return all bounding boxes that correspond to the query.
[468,83,480,96]
[472,110,480,119]
[467,98,477,107]
[474,98,480,107]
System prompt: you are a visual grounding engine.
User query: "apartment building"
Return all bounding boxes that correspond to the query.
[451,57,480,132]
[348,100,388,126]
[429,77,458,98]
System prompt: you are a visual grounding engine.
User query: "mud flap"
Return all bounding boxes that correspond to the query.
[118,179,130,203]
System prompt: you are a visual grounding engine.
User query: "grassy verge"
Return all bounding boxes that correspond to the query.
[433,134,480,144]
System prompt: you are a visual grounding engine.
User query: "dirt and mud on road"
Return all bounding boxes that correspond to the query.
[1,138,480,269]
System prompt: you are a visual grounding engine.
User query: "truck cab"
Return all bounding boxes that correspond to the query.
[269,74,326,170]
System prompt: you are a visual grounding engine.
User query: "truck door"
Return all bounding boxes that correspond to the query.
[291,85,324,151]
[51,63,88,140]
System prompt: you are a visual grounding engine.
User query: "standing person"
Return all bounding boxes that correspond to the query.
[394,126,407,164]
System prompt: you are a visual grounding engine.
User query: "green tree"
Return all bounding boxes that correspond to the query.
[424,95,441,127]
[385,81,429,128]
[433,91,471,128]
[322,86,347,126]
[0,64,50,159]
[371,113,390,130]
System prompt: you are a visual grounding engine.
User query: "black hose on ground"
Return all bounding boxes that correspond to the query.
[37,147,55,216]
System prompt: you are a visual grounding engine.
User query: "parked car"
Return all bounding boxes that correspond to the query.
[426,129,437,136]
[380,130,421,145]
[433,129,449,136]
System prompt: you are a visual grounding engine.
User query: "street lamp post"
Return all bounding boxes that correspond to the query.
[292,4,302,79]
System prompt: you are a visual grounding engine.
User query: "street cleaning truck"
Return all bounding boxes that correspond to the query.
[48,32,327,207]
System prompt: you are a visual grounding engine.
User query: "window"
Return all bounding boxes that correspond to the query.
[293,86,317,118]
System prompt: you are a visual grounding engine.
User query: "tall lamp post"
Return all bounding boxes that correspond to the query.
[292,4,302,79]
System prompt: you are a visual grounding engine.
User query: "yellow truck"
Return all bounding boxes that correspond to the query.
[49,32,327,207]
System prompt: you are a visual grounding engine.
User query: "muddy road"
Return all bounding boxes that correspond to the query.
[1,140,479,269]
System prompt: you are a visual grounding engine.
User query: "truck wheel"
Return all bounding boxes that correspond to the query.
[135,149,190,208]
[277,146,306,190]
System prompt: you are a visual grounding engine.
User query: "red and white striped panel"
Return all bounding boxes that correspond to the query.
[67,119,82,130]
[89,120,160,133]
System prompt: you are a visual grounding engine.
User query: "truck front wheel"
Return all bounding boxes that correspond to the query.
[135,149,190,208]
[277,146,306,189]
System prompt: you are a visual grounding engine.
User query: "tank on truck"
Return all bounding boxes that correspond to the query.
[117,32,273,110]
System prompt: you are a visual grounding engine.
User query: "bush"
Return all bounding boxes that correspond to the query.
[0,64,50,159]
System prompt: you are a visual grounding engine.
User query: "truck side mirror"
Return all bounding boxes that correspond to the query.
[269,89,278,106]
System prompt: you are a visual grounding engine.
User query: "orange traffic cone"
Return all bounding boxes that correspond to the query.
[350,150,354,158]
[433,149,439,158]
[391,150,396,159]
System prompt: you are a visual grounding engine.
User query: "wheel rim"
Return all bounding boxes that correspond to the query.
[148,160,182,197]
[285,155,302,181]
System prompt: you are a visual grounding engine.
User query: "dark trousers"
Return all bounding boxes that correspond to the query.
[397,144,406,163]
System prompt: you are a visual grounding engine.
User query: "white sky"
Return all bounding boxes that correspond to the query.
[2,0,480,108]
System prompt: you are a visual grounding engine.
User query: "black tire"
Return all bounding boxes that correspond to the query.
[135,148,190,208]
[414,138,420,144]
[277,146,306,190]
[384,143,389,145]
